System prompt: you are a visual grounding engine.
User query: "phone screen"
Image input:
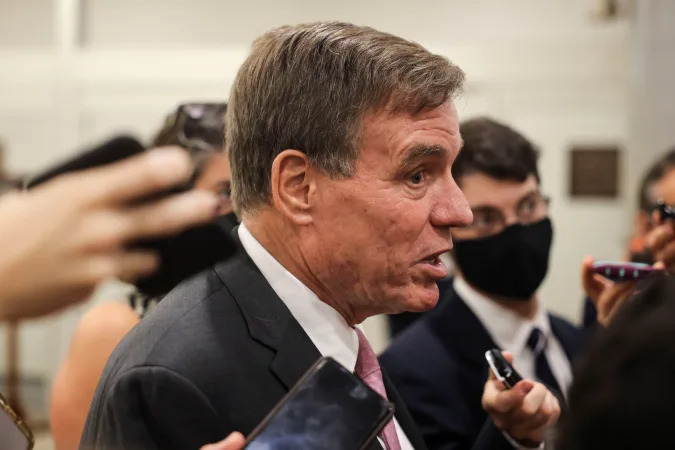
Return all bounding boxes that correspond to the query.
[245,357,394,450]
[0,408,32,450]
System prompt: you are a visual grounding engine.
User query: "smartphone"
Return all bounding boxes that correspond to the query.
[656,200,675,221]
[24,136,146,189]
[0,394,34,450]
[244,357,395,450]
[485,349,522,389]
[25,135,238,296]
[591,260,659,282]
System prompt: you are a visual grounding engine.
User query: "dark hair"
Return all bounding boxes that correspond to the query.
[226,21,465,214]
[452,117,539,185]
[637,148,675,213]
[558,275,675,450]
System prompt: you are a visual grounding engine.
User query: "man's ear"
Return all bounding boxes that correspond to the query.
[270,150,315,225]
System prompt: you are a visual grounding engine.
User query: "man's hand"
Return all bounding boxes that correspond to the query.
[581,256,642,327]
[201,432,246,450]
[482,352,560,447]
[0,147,219,321]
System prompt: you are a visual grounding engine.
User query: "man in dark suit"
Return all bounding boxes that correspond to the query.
[81,23,560,450]
[381,117,583,450]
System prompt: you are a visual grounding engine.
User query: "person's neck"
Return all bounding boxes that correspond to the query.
[461,277,539,320]
[244,214,360,326]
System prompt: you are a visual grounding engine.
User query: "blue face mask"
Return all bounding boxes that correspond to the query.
[453,218,553,301]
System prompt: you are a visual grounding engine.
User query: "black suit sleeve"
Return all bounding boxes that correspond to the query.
[82,366,229,450]
[383,358,513,450]
[399,376,513,450]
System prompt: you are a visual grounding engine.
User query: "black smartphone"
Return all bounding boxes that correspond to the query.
[24,135,238,296]
[0,394,34,450]
[591,260,660,283]
[24,135,146,189]
[244,357,395,450]
[485,349,522,389]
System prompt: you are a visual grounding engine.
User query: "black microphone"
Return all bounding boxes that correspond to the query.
[25,135,145,189]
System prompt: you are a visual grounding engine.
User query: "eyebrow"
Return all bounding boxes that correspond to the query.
[516,188,541,205]
[399,144,447,171]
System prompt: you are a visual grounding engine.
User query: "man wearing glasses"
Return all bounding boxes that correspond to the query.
[381,117,583,450]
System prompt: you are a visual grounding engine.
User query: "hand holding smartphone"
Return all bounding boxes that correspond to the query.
[244,357,394,450]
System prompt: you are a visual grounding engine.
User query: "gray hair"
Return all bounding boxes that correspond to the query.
[226,21,465,214]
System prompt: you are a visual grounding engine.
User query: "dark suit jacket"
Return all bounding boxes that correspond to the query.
[380,284,584,450]
[80,245,427,450]
[386,278,454,338]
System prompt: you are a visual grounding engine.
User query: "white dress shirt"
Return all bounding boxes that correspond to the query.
[454,277,570,450]
[453,277,573,397]
[239,223,415,450]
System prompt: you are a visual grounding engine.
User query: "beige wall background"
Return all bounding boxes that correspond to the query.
[0,1,672,448]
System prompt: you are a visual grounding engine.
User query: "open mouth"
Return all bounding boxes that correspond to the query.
[422,255,442,265]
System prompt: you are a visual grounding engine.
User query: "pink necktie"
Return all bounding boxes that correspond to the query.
[354,328,402,450]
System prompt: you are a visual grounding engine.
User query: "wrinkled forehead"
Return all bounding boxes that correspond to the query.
[360,102,461,153]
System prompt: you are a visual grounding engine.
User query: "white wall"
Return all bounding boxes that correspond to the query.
[0,0,635,427]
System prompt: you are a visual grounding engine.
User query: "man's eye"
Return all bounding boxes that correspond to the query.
[409,171,425,185]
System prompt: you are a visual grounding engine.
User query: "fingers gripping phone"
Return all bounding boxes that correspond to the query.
[485,349,522,389]
[591,260,660,283]
[244,357,395,450]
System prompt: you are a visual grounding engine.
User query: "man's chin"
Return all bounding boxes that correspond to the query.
[401,284,440,313]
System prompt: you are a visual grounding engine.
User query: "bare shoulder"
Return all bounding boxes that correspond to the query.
[70,301,140,354]
[50,302,140,450]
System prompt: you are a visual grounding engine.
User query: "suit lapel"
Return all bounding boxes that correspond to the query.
[269,316,323,389]
[430,285,499,371]
[382,371,429,450]
[213,237,322,390]
[548,314,583,364]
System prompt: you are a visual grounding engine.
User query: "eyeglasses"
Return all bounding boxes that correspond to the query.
[0,392,34,450]
[172,102,228,191]
[464,193,551,237]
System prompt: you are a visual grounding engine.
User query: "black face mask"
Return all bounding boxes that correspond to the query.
[453,218,553,301]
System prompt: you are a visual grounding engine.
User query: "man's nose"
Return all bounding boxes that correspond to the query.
[431,180,473,229]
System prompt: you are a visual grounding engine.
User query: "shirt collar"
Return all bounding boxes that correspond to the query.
[453,277,551,354]
[238,223,359,371]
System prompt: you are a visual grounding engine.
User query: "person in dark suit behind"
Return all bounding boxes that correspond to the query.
[80,22,560,450]
[388,272,454,337]
[381,117,583,450]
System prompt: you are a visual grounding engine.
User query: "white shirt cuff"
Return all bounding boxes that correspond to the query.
[502,432,545,450]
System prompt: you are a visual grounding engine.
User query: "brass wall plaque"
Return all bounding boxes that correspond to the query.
[569,146,620,197]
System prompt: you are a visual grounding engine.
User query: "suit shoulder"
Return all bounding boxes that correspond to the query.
[548,312,582,335]
[380,318,457,379]
[99,268,235,374]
